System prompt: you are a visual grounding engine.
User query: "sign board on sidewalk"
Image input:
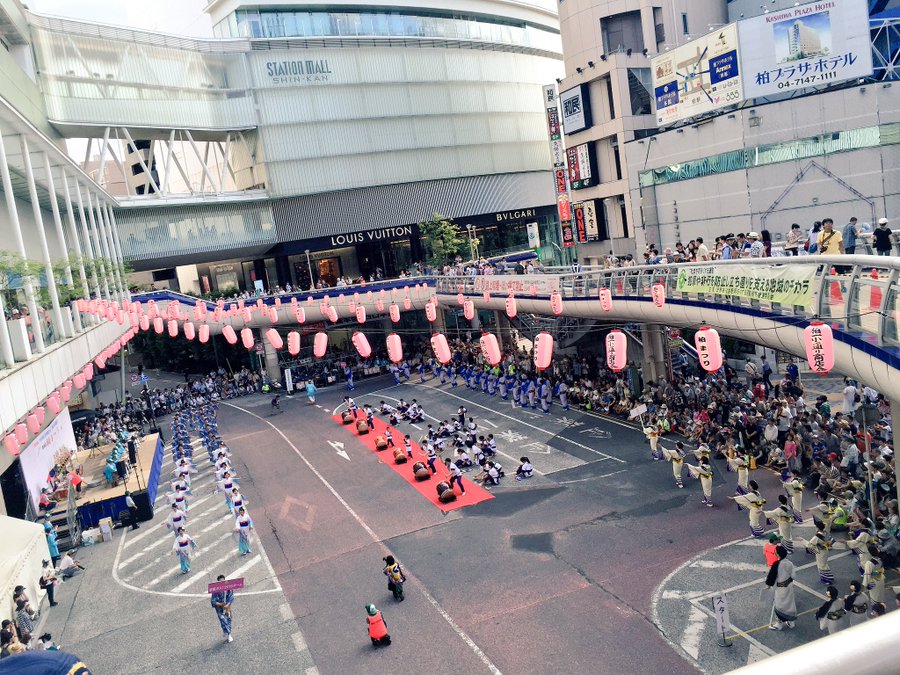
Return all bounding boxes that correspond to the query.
[284,368,294,394]
[712,594,731,634]
[208,577,244,594]
[629,404,648,420]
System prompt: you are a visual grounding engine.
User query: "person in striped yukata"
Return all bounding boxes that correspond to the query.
[211,575,234,643]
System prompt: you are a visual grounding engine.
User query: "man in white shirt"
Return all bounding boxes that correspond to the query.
[695,237,710,261]
[58,552,84,579]
[842,378,858,415]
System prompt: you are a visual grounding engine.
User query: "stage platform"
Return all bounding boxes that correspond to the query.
[75,433,165,528]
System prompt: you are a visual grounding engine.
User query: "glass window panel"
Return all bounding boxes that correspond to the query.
[282,12,297,36]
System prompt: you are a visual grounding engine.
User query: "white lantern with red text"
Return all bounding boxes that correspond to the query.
[287,331,300,355]
[403,297,412,310]
[480,333,501,366]
[389,303,400,323]
[550,291,564,316]
[240,327,254,350]
[505,294,517,319]
[352,332,372,358]
[425,302,437,323]
[4,434,19,456]
[463,300,475,321]
[606,330,627,372]
[651,283,666,308]
[356,305,366,324]
[266,328,283,350]
[804,321,834,375]
[386,333,403,363]
[431,333,452,364]
[693,326,724,373]
[534,332,554,371]
[199,324,210,343]
[457,293,465,306]
[269,307,279,323]
[326,305,339,323]
[313,332,328,358]
[483,291,491,302]
[599,288,613,312]
[375,299,384,313]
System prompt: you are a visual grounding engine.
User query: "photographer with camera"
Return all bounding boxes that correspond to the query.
[816,218,844,256]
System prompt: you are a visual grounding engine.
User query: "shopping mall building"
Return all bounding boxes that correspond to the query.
[22,0,565,294]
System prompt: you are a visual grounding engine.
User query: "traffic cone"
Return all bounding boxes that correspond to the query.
[870,268,882,310]
[829,267,843,305]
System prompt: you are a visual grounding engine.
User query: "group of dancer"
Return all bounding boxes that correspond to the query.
[162,404,255,575]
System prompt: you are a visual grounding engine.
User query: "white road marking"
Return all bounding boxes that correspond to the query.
[125,531,233,582]
[747,643,769,665]
[223,401,502,675]
[481,418,498,428]
[291,631,308,652]
[305,668,320,675]
[553,469,627,484]
[689,560,768,573]
[793,580,827,600]
[680,605,707,659]
[415,385,625,464]
[280,602,294,622]
[661,590,708,600]
[124,493,216,548]
[170,549,243,593]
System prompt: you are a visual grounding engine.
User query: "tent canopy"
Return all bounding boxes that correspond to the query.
[0,516,49,625]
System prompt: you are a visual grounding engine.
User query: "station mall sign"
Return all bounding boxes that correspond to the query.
[265,58,333,85]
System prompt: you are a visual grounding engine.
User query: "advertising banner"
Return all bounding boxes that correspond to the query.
[20,408,77,510]
[560,84,592,135]
[675,265,818,305]
[738,0,872,98]
[566,142,596,190]
[582,200,600,242]
[557,194,572,222]
[572,203,588,244]
[651,23,742,125]
[526,222,541,249]
[473,275,560,295]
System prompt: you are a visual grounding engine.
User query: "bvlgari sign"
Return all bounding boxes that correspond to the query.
[266,59,333,85]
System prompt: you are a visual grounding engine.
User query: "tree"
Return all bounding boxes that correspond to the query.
[418,213,469,267]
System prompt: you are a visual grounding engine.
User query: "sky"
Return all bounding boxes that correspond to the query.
[29,0,214,36]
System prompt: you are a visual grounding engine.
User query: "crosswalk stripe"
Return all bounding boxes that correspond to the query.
[170,549,243,593]
[124,493,216,549]
[125,530,233,582]
[119,506,229,569]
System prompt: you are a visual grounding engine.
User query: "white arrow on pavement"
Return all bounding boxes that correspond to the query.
[328,440,350,461]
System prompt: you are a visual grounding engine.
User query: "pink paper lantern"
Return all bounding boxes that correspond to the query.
[269,307,278,324]
[294,307,306,324]
[599,288,613,312]
[804,321,834,375]
[373,299,383,312]
[463,300,475,321]
[389,303,400,323]
[241,328,254,350]
[606,330,627,372]
[242,308,252,324]
[457,293,465,306]
[505,294,517,319]
[356,305,366,324]
[84,363,94,380]
[386,333,403,363]
[425,302,437,323]
[352,331,372,358]
[94,357,106,371]
[15,423,28,444]
[153,317,164,334]
[129,312,139,327]
[168,320,179,338]
[47,395,61,415]
[266,328,283,350]
[26,413,40,435]
[403,297,412,310]
[199,324,210,343]
[313,332,328,358]
[287,331,301,356]
[222,325,238,345]
[550,291,564,316]
[3,434,19,456]
[694,326,723,373]
[275,298,282,308]
[73,374,86,390]
[534,332,554,371]
[431,333,452,364]
[184,322,196,341]
[34,406,45,426]
[480,333,502,366]
[651,283,666,308]
[530,284,538,296]
[326,305,339,323]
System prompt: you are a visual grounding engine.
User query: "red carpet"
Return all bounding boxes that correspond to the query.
[331,414,493,513]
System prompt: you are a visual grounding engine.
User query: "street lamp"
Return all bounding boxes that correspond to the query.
[305,249,314,290]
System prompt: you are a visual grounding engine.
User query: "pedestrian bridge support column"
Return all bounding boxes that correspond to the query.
[261,328,280,383]
[641,324,667,385]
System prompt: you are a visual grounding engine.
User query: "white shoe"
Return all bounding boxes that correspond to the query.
[768,623,782,631]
